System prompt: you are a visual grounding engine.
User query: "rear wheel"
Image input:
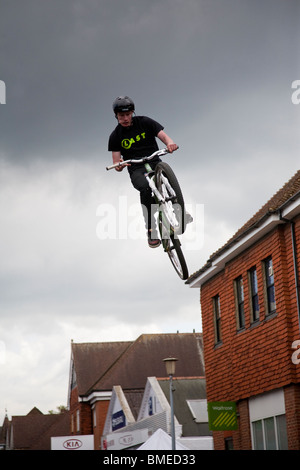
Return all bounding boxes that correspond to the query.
[155,162,186,235]
[158,212,189,280]
[164,235,189,281]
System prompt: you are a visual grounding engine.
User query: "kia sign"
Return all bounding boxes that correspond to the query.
[51,435,94,450]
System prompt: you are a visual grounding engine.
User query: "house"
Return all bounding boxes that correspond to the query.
[186,169,300,450]
[5,407,70,450]
[68,332,205,449]
[101,376,213,450]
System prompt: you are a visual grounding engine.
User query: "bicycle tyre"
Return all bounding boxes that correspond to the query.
[164,234,189,281]
[155,162,187,235]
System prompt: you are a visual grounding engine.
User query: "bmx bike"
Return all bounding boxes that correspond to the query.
[106,148,189,280]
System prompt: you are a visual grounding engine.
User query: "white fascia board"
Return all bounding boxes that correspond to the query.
[281,199,300,220]
[79,391,112,405]
[189,213,281,289]
[188,264,220,289]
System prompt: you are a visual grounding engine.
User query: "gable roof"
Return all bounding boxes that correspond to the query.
[187,169,300,286]
[10,408,70,450]
[71,340,132,395]
[72,333,205,397]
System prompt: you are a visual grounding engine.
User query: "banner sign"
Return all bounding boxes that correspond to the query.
[51,435,94,450]
[112,410,126,431]
[103,429,149,450]
[208,401,237,431]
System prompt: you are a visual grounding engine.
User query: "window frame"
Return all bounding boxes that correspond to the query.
[263,256,276,316]
[213,294,222,345]
[251,414,288,450]
[248,266,260,323]
[234,275,245,330]
[76,409,80,433]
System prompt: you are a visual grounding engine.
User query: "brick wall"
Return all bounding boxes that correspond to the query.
[93,400,110,450]
[79,403,93,435]
[284,384,300,449]
[201,223,300,403]
[68,386,111,450]
[69,386,92,436]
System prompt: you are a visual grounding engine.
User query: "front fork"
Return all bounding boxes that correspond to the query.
[145,173,177,248]
[145,172,164,203]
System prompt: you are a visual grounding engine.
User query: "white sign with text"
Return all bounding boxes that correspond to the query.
[51,435,94,450]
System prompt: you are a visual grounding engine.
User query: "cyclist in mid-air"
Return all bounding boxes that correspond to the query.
[108,96,178,248]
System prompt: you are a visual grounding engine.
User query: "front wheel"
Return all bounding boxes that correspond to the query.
[155,162,186,235]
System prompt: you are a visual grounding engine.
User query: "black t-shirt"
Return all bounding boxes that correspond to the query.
[108,116,164,173]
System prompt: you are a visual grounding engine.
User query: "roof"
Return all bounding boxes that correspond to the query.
[71,333,205,397]
[186,169,300,285]
[124,389,145,420]
[71,340,132,395]
[158,377,210,437]
[10,407,70,450]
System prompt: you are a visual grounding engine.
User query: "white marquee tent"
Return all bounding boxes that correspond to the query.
[137,429,189,451]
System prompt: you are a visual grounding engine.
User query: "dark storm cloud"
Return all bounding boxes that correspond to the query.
[1,0,299,162]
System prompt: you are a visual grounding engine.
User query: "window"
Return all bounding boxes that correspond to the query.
[264,257,276,315]
[93,407,97,427]
[187,399,209,423]
[213,295,222,344]
[252,419,264,450]
[224,437,234,450]
[249,267,259,322]
[234,276,245,330]
[76,409,80,433]
[252,414,288,450]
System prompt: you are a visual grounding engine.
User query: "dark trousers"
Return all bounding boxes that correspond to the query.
[129,162,159,231]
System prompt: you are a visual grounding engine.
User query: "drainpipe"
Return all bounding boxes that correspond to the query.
[279,212,300,332]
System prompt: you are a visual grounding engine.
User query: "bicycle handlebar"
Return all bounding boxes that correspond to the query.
[106,148,171,171]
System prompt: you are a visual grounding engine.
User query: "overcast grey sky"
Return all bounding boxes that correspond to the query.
[0,0,299,422]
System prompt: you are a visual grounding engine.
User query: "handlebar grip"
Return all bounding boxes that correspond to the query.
[106,162,125,171]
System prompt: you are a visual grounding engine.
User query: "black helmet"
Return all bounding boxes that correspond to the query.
[113,96,135,115]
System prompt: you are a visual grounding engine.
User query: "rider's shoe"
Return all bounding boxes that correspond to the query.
[185,212,193,224]
[147,229,161,248]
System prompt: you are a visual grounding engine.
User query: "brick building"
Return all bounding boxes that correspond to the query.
[187,170,300,450]
[2,407,70,450]
[68,333,205,450]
